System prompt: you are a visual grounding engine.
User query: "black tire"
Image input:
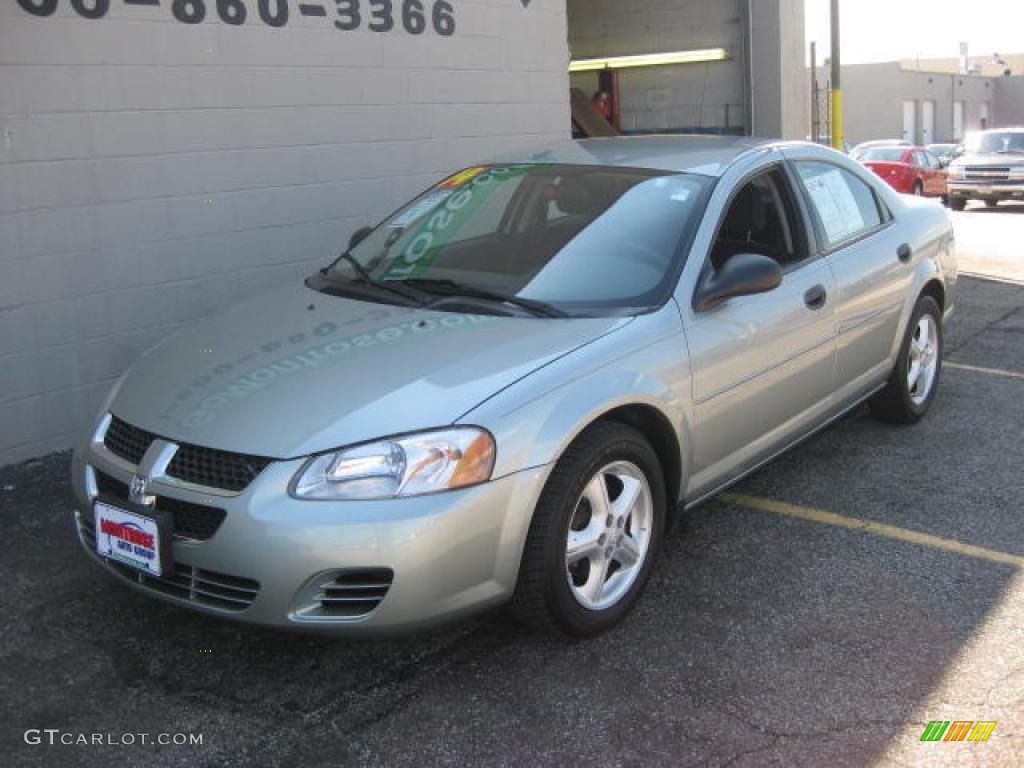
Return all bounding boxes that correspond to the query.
[985,198,1000,208]
[950,197,967,211]
[511,422,667,638]
[869,295,943,424]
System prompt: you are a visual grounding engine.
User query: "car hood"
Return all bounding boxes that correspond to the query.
[953,153,1024,168]
[109,283,630,459]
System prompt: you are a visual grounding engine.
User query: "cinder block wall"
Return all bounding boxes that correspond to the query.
[0,0,569,466]
[567,0,748,134]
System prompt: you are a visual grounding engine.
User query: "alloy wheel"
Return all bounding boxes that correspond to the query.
[565,461,654,611]
[907,314,939,405]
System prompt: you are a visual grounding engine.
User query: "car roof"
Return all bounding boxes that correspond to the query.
[493,135,782,178]
[853,140,910,148]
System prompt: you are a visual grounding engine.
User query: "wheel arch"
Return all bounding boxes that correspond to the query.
[919,277,946,314]
[591,404,684,516]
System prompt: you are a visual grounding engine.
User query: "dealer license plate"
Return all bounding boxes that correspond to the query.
[94,502,164,577]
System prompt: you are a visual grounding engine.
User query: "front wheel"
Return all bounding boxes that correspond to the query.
[870,295,943,424]
[511,422,666,638]
[950,197,967,211]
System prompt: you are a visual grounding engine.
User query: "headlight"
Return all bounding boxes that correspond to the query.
[950,165,967,179]
[291,427,496,500]
[1010,167,1024,179]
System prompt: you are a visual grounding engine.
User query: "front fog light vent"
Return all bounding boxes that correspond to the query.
[306,568,394,619]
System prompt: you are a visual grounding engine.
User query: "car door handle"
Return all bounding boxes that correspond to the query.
[804,284,827,310]
[897,243,913,263]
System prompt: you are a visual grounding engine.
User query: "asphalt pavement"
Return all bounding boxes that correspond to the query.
[2,203,1023,767]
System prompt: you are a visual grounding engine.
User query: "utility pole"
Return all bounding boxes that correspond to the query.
[830,0,843,150]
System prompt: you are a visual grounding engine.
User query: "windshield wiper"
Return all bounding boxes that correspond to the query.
[402,278,567,318]
[320,255,431,306]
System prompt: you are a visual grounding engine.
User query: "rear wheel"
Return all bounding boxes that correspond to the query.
[950,197,967,211]
[512,422,666,638]
[986,198,1000,208]
[870,296,943,424]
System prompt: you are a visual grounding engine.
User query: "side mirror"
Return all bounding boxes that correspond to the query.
[348,225,374,250]
[694,253,784,312]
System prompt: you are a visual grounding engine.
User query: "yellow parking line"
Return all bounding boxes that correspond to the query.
[721,493,1024,569]
[945,361,1024,381]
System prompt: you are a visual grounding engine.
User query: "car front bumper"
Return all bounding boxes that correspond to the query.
[948,181,1024,198]
[71,443,552,635]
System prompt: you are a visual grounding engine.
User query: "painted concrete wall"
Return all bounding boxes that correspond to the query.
[750,0,807,140]
[0,0,569,466]
[995,77,1024,126]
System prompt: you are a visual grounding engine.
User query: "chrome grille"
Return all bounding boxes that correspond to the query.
[316,569,394,618]
[94,470,226,541]
[77,515,259,612]
[964,166,1011,182]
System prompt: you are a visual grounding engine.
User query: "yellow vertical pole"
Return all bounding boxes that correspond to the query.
[831,90,844,150]
[830,0,844,150]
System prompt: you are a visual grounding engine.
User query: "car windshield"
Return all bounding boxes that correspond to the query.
[861,148,907,162]
[318,164,712,317]
[966,132,1024,154]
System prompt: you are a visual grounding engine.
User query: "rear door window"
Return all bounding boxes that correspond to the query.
[793,161,885,250]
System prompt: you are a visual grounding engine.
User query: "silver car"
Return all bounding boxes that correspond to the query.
[71,137,957,637]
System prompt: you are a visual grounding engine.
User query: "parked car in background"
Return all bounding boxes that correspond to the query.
[947,128,1024,211]
[859,146,948,199]
[70,137,957,638]
[850,140,911,162]
[927,143,960,167]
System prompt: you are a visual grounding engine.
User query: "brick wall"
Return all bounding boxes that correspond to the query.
[0,0,570,465]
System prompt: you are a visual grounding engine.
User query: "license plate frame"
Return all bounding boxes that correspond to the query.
[93,497,173,577]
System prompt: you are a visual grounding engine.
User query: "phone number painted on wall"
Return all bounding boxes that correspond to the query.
[16,0,457,36]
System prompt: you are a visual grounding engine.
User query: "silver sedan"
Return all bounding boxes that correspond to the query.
[71,136,956,637]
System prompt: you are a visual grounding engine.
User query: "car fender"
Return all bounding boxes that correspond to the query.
[459,303,693,501]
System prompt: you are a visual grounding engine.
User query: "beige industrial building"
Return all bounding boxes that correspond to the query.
[819,58,1024,147]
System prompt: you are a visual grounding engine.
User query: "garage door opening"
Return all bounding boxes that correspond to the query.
[566,0,750,137]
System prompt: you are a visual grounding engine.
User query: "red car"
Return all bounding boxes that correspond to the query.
[859,146,948,199]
